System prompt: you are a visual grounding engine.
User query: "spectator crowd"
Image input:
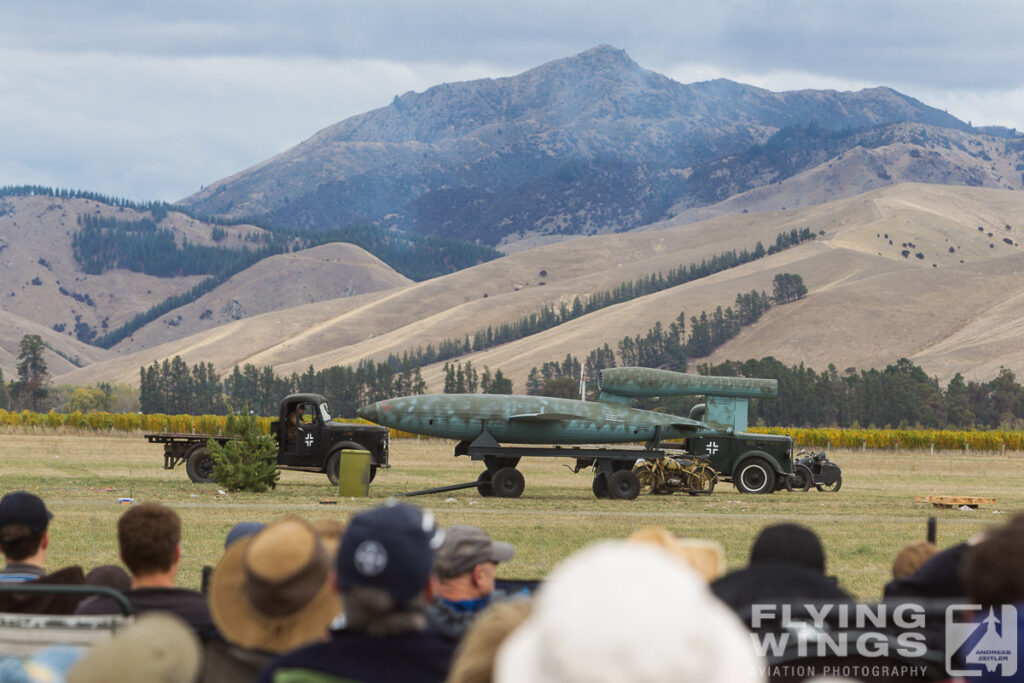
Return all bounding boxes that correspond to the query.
[0,488,1022,683]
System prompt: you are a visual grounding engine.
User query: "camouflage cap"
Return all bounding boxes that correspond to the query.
[434,525,514,579]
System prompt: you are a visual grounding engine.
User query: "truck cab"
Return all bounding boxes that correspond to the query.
[687,395,794,493]
[271,393,390,484]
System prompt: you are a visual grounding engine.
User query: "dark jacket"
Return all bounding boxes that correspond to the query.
[0,566,86,614]
[257,626,456,683]
[201,639,275,683]
[75,585,217,640]
[883,543,967,600]
[424,590,506,641]
[711,560,851,615]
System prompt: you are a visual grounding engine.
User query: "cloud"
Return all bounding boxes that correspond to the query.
[2,0,1023,200]
[0,47,507,201]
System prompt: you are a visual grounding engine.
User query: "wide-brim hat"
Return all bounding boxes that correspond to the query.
[209,517,341,653]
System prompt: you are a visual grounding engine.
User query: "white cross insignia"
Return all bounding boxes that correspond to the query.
[305,433,315,447]
[706,441,719,455]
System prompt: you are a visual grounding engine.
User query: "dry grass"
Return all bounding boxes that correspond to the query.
[3,432,1022,600]
[50,183,1024,391]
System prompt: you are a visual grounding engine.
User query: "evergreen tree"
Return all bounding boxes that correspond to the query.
[488,370,513,394]
[16,334,49,411]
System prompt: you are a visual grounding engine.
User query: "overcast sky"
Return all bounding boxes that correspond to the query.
[2,0,1022,203]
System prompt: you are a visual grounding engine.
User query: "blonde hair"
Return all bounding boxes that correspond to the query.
[447,599,533,683]
[627,527,724,582]
[891,541,938,579]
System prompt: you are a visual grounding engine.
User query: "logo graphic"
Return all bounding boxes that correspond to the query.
[353,540,388,577]
[947,604,1017,677]
[304,433,315,447]
[706,441,719,455]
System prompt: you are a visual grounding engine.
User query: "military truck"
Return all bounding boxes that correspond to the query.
[146,393,389,484]
[685,397,794,493]
[596,367,796,495]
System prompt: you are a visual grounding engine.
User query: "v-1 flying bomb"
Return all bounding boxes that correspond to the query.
[357,367,794,499]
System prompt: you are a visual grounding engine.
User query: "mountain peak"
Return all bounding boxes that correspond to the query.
[524,44,648,82]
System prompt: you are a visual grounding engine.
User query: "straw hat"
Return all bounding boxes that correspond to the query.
[208,517,341,653]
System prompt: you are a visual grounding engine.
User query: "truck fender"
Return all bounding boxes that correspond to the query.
[733,449,785,474]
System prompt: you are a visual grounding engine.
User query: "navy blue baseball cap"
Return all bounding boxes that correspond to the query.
[337,501,444,605]
[0,491,53,534]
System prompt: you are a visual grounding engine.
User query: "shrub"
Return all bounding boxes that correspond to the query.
[207,414,279,492]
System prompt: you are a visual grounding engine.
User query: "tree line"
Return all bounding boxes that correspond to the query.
[8,327,1024,430]
[136,356,515,417]
[522,347,1024,431]
[525,277,790,397]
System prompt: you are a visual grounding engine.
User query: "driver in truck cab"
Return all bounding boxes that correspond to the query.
[287,404,308,444]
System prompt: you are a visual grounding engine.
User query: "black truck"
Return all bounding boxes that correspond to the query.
[146,393,390,485]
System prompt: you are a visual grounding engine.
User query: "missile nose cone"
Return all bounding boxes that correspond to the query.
[357,403,379,422]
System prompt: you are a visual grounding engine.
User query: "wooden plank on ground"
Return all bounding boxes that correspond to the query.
[915,495,997,509]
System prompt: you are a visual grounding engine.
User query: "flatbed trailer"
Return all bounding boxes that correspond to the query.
[455,429,719,500]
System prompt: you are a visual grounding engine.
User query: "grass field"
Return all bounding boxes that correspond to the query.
[2,431,1022,600]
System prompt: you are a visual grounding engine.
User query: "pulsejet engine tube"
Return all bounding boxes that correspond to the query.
[598,367,778,399]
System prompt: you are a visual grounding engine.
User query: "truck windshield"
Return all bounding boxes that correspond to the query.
[318,402,332,423]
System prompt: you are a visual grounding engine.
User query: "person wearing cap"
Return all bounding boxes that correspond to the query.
[201,517,341,682]
[0,490,93,614]
[426,525,515,640]
[257,501,458,683]
[0,490,54,582]
[75,502,217,641]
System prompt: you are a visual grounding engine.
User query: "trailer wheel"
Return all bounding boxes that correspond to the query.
[477,470,494,497]
[608,470,640,500]
[734,457,775,494]
[792,465,813,492]
[816,473,842,492]
[185,445,216,483]
[491,467,525,498]
[592,472,609,499]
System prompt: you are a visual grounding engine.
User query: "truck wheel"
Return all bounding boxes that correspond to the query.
[477,470,494,497]
[185,446,216,483]
[608,470,640,500]
[326,453,378,486]
[491,467,525,498]
[326,452,340,486]
[592,472,609,499]
[734,458,775,494]
[792,465,813,492]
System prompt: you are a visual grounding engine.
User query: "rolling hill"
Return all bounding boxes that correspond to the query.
[53,183,1024,390]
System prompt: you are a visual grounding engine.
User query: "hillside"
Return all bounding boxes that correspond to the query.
[0,194,411,376]
[0,195,222,352]
[0,309,113,379]
[178,46,1012,251]
[115,242,411,353]
[55,184,1024,389]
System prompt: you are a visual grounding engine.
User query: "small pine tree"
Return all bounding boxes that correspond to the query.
[208,414,279,492]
